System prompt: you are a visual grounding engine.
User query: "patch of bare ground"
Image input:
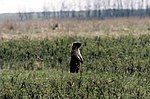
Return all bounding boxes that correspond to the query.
[0,17,150,40]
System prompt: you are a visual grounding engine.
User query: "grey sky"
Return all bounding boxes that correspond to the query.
[0,0,149,14]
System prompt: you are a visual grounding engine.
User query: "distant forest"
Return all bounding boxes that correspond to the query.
[1,0,150,21]
[16,9,150,21]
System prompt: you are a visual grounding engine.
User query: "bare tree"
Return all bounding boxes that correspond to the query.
[42,2,50,19]
[18,7,34,21]
[85,0,92,19]
[52,4,56,18]
[146,0,150,16]
[18,11,24,21]
[78,0,82,18]
[93,0,102,18]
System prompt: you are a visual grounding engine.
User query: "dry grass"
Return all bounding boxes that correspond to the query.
[0,17,150,40]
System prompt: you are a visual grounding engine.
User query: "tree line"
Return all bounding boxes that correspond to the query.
[17,0,150,20]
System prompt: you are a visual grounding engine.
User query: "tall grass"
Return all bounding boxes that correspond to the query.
[0,35,150,98]
[1,69,149,99]
[0,35,149,73]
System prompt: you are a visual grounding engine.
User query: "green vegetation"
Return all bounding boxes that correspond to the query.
[0,35,150,98]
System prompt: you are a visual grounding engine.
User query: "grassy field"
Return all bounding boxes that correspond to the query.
[0,18,150,39]
[0,18,150,98]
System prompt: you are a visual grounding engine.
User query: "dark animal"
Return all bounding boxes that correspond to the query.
[52,23,58,30]
[70,42,83,73]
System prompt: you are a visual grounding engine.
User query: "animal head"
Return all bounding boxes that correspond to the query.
[52,23,58,30]
[72,42,81,49]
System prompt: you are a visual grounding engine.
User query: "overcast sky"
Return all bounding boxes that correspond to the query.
[0,0,79,13]
[0,0,149,14]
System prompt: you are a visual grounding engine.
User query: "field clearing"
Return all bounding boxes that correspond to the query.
[0,18,150,98]
[0,18,150,40]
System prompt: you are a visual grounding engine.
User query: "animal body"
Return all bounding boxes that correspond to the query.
[70,42,83,73]
[52,23,58,30]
